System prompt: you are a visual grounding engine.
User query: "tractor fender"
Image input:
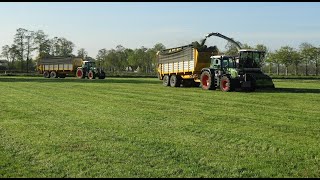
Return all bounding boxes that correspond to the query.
[201,68,216,75]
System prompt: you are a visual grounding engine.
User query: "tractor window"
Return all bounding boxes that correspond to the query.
[222,60,228,68]
[222,57,235,68]
[85,62,96,69]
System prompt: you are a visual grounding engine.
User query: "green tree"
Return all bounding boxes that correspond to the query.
[34,30,51,59]
[1,45,10,62]
[57,37,74,57]
[255,44,269,67]
[77,48,88,59]
[264,51,276,74]
[25,31,36,73]
[14,28,28,71]
[96,48,108,68]
[292,51,301,76]
[299,42,315,76]
[124,48,134,71]
[50,37,74,57]
[127,49,140,72]
[276,46,295,76]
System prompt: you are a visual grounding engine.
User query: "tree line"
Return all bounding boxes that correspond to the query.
[1,27,319,76]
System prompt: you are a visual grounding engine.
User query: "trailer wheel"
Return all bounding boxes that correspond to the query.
[220,76,232,92]
[170,75,181,87]
[163,75,170,86]
[88,70,95,79]
[50,71,57,78]
[43,71,50,78]
[76,68,84,79]
[200,71,216,90]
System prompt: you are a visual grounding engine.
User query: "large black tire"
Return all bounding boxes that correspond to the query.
[50,71,57,78]
[88,70,95,80]
[163,75,170,86]
[200,71,216,90]
[220,76,233,92]
[76,68,84,79]
[98,71,106,79]
[170,75,181,87]
[43,71,50,78]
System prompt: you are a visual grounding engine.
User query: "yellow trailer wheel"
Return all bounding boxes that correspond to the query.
[163,75,170,86]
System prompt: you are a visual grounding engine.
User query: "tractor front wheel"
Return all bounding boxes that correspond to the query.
[88,70,95,79]
[220,76,232,92]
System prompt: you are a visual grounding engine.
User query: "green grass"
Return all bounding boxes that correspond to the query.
[0,77,319,178]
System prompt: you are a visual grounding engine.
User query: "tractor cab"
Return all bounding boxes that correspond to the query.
[210,55,238,78]
[210,55,236,69]
[82,61,97,70]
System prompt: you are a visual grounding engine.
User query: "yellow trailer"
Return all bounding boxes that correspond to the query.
[37,57,84,78]
[157,45,218,87]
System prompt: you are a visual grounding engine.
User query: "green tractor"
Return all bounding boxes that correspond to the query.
[200,50,275,92]
[76,61,106,79]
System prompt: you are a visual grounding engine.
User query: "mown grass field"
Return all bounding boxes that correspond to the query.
[0,76,319,178]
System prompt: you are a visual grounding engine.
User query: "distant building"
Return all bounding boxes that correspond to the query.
[0,60,9,70]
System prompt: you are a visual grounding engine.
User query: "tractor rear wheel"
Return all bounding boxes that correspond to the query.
[200,71,216,90]
[163,75,170,86]
[98,71,106,79]
[76,68,84,79]
[43,71,50,78]
[220,76,232,92]
[88,70,95,79]
[170,75,181,87]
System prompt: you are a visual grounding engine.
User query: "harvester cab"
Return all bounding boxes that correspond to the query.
[236,50,265,69]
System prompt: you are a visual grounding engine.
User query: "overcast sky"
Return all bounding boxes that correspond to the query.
[0,2,320,58]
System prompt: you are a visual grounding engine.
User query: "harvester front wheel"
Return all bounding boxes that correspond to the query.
[170,75,181,87]
[163,75,170,86]
[88,70,95,80]
[200,71,216,90]
[43,71,50,78]
[220,76,232,92]
[76,68,84,79]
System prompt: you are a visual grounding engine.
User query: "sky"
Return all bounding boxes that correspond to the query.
[0,2,320,58]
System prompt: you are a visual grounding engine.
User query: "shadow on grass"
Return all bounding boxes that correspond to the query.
[254,87,320,94]
[0,77,162,84]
